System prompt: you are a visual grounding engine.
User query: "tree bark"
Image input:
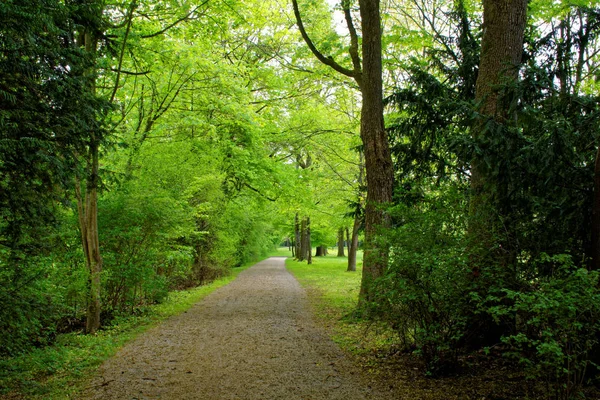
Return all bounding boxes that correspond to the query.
[346,227,351,254]
[306,217,312,265]
[294,213,301,260]
[76,28,103,334]
[349,152,364,272]
[337,228,345,256]
[316,245,328,257]
[299,216,306,261]
[347,215,360,272]
[357,0,394,303]
[76,166,102,334]
[592,147,600,271]
[292,0,394,303]
[469,0,527,275]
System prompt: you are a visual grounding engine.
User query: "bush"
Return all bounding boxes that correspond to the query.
[498,254,600,399]
[374,185,471,375]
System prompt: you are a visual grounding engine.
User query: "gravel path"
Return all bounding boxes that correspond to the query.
[81,257,391,399]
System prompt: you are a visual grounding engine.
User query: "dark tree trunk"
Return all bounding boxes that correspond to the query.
[76,29,103,335]
[348,215,360,272]
[299,216,306,261]
[295,213,301,260]
[291,0,393,302]
[592,147,600,270]
[357,0,394,303]
[349,152,364,272]
[337,228,345,256]
[316,245,328,257]
[306,217,312,265]
[465,0,527,348]
[346,227,351,254]
[469,0,527,275]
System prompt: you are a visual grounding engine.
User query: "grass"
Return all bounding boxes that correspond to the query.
[0,257,259,400]
[267,246,294,257]
[285,250,362,317]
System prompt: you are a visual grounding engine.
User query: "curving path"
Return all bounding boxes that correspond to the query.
[81,257,392,399]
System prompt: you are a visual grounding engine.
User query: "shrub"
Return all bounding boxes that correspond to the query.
[498,254,600,399]
[374,185,471,375]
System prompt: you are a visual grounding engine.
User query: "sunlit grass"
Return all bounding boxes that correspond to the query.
[0,259,256,399]
[267,246,293,257]
[286,249,363,315]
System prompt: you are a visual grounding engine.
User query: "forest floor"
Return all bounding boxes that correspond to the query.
[78,257,397,399]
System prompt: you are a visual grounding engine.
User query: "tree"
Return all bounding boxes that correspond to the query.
[0,0,107,353]
[75,2,105,333]
[468,0,527,277]
[292,0,394,303]
[347,151,364,272]
[337,228,345,256]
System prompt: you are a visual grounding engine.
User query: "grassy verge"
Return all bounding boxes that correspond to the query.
[0,258,258,400]
[285,250,395,364]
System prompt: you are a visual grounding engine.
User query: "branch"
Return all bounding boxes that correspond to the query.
[342,0,362,85]
[291,0,358,79]
[110,68,150,76]
[110,1,136,103]
[141,1,209,39]
[244,183,277,201]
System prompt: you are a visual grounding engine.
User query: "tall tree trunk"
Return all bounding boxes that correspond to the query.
[348,216,360,272]
[299,216,306,261]
[75,163,102,334]
[469,0,527,276]
[337,228,345,256]
[349,152,364,272]
[466,0,527,347]
[592,147,600,271]
[76,28,103,334]
[357,0,394,303]
[316,245,327,257]
[294,213,301,260]
[306,216,312,265]
[291,0,393,302]
[346,227,351,254]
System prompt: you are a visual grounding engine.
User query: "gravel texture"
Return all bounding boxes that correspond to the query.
[81,257,392,399]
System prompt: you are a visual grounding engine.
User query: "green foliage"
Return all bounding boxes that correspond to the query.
[373,184,470,375]
[0,0,109,355]
[382,3,600,393]
[498,255,600,399]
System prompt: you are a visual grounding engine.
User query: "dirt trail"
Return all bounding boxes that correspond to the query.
[81,257,393,399]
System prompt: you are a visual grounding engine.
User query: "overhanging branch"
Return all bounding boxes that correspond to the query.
[291,0,358,79]
[342,0,362,86]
